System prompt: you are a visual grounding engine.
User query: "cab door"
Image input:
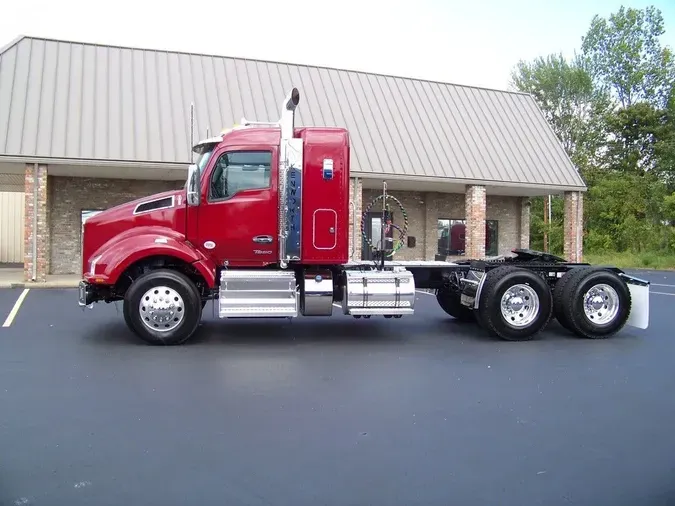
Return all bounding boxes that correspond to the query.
[194,146,278,267]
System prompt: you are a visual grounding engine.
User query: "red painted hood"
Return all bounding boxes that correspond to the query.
[81,189,187,275]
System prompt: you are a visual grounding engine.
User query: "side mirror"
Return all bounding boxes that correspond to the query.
[186,164,201,206]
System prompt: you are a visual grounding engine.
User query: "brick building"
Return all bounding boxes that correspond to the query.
[0,36,586,282]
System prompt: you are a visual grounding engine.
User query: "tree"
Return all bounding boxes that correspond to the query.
[510,5,675,258]
[510,53,610,171]
[603,101,666,173]
[581,5,675,109]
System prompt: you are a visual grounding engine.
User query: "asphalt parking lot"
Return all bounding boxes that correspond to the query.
[1,270,674,506]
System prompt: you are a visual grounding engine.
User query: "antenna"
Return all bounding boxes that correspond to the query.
[189,102,195,162]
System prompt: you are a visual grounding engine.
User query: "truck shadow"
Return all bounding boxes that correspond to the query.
[192,319,405,346]
[83,307,641,348]
[88,316,418,347]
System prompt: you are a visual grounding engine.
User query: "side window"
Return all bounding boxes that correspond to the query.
[209,151,272,201]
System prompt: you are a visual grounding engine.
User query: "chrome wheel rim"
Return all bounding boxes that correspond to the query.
[500,284,539,327]
[139,286,185,332]
[583,283,619,325]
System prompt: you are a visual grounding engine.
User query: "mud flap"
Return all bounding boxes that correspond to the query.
[621,274,650,330]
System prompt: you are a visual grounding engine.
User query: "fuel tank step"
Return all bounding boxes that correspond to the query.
[218,270,298,318]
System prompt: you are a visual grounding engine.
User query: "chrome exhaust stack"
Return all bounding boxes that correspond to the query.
[277,87,304,268]
[280,87,300,140]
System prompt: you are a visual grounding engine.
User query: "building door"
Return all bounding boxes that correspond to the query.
[0,191,25,264]
[361,211,394,260]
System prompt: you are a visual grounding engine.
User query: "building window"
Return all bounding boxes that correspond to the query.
[437,219,499,256]
[209,151,272,201]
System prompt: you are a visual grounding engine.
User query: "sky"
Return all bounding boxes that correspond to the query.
[1,0,674,92]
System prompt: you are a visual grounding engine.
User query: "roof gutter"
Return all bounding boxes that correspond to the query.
[0,155,588,193]
[354,171,588,193]
[0,155,189,170]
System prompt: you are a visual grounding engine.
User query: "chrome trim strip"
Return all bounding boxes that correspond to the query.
[90,255,102,275]
[473,271,488,309]
[619,272,650,287]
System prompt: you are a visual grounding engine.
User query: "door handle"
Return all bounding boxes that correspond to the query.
[253,235,273,244]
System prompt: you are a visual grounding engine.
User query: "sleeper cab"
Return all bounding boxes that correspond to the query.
[298,127,350,264]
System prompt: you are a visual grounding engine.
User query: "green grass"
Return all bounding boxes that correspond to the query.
[584,251,675,271]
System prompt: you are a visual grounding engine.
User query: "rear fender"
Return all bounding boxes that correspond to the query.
[86,231,217,288]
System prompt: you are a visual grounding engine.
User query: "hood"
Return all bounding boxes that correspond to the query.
[81,189,188,274]
[86,189,185,225]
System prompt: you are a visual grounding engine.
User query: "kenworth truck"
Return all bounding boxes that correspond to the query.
[78,88,650,345]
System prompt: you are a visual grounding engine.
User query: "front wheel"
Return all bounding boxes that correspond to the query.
[476,265,553,341]
[123,269,203,345]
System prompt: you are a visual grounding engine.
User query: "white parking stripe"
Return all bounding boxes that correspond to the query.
[650,283,675,288]
[332,303,341,308]
[2,289,30,328]
[416,290,435,296]
[652,291,675,297]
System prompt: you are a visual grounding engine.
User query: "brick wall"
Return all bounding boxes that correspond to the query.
[348,178,363,261]
[361,188,427,261]
[564,191,584,262]
[486,195,519,256]
[24,164,50,282]
[358,187,521,261]
[465,185,487,259]
[48,176,182,275]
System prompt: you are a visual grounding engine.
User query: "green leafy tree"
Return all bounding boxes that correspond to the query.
[581,5,675,108]
[511,5,675,259]
[584,171,668,252]
[510,53,610,171]
[603,101,666,173]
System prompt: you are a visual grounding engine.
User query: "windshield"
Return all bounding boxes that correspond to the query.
[185,143,217,190]
[195,145,216,174]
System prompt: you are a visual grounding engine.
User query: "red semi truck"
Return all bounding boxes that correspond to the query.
[78,88,650,345]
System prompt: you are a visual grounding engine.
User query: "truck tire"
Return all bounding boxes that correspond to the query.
[552,266,592,331]
[555,267,631,339]
[477,265,552,341]
[436,289,475,322]
[123,269,203,345]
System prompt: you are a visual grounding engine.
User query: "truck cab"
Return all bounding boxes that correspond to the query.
[186,125,350,270]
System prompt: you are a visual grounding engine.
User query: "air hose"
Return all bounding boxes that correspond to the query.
[361,193,409,258]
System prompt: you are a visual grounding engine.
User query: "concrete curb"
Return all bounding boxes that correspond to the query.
[0,282,80,289]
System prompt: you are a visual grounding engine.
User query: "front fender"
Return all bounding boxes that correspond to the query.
[84,232,216,288]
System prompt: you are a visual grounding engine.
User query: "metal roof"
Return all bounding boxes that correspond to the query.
[0,36,586,190]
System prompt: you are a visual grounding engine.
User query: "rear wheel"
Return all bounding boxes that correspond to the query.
[476,265,553,341]
[123,269,203,345]
[436,289,475,321]
[555,268,631,339]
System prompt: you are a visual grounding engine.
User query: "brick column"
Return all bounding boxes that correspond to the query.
[424,194,436,260]
[465,185,486,259]
[348,177,363,261]
[520,197,531,249]
[564,191,583,262]
[24,164,49,282]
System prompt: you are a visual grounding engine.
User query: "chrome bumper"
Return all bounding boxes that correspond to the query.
[78,281,95,307]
